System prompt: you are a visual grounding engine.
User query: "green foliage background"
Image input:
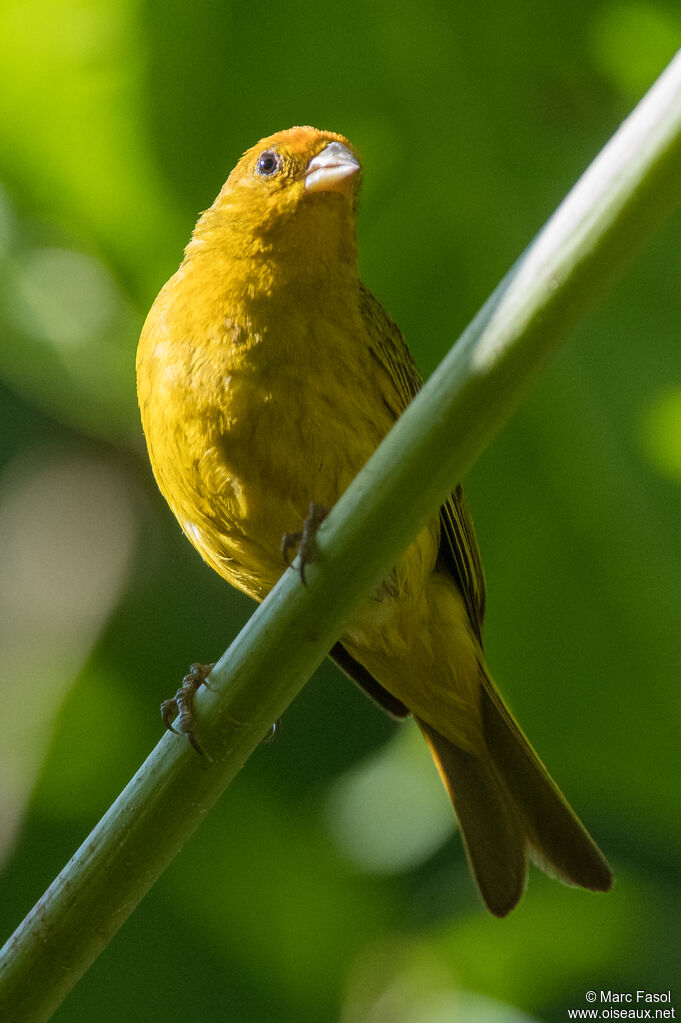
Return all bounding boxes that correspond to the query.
[1,2,680,1020]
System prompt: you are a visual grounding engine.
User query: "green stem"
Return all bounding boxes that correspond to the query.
[3,52,681,1023]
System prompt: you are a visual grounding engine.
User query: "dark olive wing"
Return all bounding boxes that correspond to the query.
[329,285,488,714]
[360,284,487,642]
[329,642,410,718]
[438,483,486,645]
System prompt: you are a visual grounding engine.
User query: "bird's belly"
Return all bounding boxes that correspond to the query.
[163,367,388,600]
[224,376,374,524]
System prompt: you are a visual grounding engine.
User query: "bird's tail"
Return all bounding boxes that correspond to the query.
[417,673,612,917]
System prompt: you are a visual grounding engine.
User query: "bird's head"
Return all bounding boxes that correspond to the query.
[227,126,361,214]
[189,127,362,279]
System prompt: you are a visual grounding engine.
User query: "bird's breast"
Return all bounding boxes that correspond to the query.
[138,298,397,599]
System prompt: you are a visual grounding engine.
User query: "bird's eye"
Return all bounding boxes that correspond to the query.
[255,150,281,177]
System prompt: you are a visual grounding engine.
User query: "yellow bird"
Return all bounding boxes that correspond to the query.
[136,126,612,915]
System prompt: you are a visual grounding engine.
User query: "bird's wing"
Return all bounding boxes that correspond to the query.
[329,642,410,718]
[359,284,487,644]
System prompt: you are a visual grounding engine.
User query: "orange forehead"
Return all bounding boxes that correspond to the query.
[246,126,351,159]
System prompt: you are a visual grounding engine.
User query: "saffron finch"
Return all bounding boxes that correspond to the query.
[136,126,612,915]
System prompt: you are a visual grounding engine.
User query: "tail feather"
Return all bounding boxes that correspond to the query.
[479,681,612,893]
[419,719,528,916]
[417,675,612,916]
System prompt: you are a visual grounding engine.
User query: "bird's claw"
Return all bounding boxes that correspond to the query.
[281,530,302,566]
[263,719,280,744]
[281,503,329,585]
[161,662,215,755]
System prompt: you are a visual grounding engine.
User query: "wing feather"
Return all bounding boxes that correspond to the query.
[359,284,486,642]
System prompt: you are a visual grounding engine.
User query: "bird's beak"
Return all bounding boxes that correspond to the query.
[305,142,360,196]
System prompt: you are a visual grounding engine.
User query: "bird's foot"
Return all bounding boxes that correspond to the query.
[281,503,329,585]
[161,661,215,756]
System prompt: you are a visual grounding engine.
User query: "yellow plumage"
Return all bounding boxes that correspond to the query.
[137,126,612,914]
